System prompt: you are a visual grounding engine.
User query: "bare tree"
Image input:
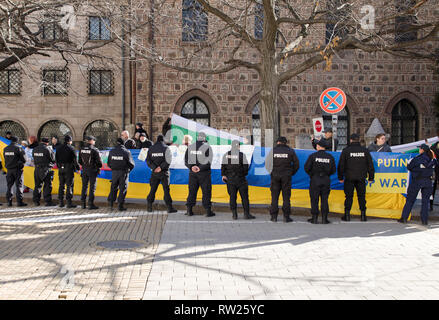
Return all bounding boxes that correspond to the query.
[113,0,439,145]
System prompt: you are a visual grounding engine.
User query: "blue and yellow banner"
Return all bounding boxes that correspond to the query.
[0,137,415,220]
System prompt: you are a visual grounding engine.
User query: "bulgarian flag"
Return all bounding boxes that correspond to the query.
[169,114,246,145]
[390,137,439,154]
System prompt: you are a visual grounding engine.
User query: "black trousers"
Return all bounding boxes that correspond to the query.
[6,168,24,203]
[309,176,331,217]
[186,171,212,209]
[147,171,172,207]
[107,170,129,205]
[344,179,367,212]
[270,174,292,217]
[58,165,75,202]
[81,168,99,205]
[226,178,250,212]
[33,167,53,204]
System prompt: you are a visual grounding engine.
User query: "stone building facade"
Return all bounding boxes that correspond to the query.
[134,0,439,149]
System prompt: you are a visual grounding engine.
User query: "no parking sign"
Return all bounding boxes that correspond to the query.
[319,87,347,114]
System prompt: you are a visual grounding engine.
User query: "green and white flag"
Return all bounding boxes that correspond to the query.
[169,114,245,145]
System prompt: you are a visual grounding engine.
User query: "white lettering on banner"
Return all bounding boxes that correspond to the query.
[111,156,124,160]
[5,152,15,156]
[274,154,288,158]
[152,153,164,157]
[34,153,44,157]
[315,158,330,163]
[350,153,365,157]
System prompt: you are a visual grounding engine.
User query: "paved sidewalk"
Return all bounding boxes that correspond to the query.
[0,206,167,300]
[143,212,439,300]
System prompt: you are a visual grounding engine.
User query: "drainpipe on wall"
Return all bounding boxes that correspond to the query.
[121,15,126,131]
[148,0,155,139]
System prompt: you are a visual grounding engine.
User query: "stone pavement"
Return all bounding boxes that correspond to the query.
[0,206,167,300]
[143,212,439,300]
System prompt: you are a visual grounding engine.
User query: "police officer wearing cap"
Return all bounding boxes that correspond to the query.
[79,136,103,210]
[399,144,437,225]
[304,139,336,224]
[311,128,339,151]
[221,140,255,220]
[3,136,27,206]
[185,132,215,217]
[32,137,56,206]
[146,135,177,213]
[338,133,375,222]
[107,138,135,211]
[56,135,80,208]
[265,136,300,222]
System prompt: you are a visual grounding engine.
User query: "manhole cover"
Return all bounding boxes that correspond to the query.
[93,240,149,250]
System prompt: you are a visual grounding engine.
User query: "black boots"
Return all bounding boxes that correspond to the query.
[398,217,407,224]
[81,201,86,209]
[45,202,56,207]
[283,215,293,223]
[147,202,153,212]
[361,210,367,222]
[322,212,330,224]
[66,201,77,208]
[17,202,28,207]
[185,207,194,216]
[118,203,127,211]
[309,215,318,224]
[341,210,350,222]
[88,203,99,210]
[109,201,114,210]
[232,209,238,220]
[270,214,278,222]
[59,200,65,208]
[244,211,255,220]
[205,208,215,217]
[167,206,178,213]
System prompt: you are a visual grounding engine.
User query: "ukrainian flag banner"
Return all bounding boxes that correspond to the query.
[1,135,416,220]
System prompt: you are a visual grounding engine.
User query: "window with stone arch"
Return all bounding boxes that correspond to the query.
[322,107,350,150]
[181,97,210,126]
[251,101,280,146]
[0,120,27,142]
[391,99,418,145]
[38,120,73,141]
[84,119,119,150]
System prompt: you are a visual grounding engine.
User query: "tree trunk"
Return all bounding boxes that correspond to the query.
[259,57,279,148]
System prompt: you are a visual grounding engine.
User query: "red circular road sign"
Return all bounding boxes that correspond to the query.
[315,120,322,133]
[319,87,347,114]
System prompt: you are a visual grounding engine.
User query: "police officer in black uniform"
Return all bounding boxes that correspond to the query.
[56,135,80,208]
[185,132,215,217]
[32,137,56,206]
[221,140,255,220]
[338,134,375,222]
[304,139,336,224]
[399,144,437,225]
[265,136,300,223]
[146,135,177,213]
[3,136,27,206]
[79,136,103,210]
[107,138,135,211]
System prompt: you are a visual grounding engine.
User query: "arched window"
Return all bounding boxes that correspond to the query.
[83,120,119,150]
[391,99,418,145]
[38,120,72,141]
[181,97,210,126]
[322,107,350,150]
[0,120,27,142]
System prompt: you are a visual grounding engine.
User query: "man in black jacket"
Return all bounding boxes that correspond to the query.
[338,134,375,222]
[107,138,135,211]
[121,130,137,149]
[3,136,27,206]
[185,132,215,217]
[311,128,339,151]
[79,136,103,210]
[221,140,255,220]
[265,136,300,222]
[56,135,80,208]
[146,135,177,213]
[137,133,152,149]
[304,140,336,224]
[33,138,56,206]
